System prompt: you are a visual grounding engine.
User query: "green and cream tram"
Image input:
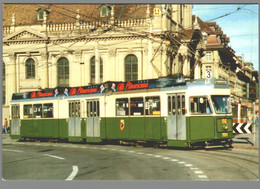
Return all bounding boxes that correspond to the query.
[9,77,233,148]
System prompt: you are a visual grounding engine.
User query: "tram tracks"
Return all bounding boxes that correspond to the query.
[189,148,259,179]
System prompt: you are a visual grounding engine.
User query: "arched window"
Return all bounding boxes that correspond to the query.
[2,61,6,104]
[25,58,35,79]
[37,9,44,20]
[125,54,138,81]
[57,57,69,87]
[100,5,111,17]
[90,56,103,84]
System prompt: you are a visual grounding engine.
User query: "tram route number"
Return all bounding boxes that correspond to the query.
[205,70,212,79]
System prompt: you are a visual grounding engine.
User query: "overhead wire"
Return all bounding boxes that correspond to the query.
[3,4,257,79]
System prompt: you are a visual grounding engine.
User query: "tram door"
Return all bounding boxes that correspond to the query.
[167,94,186,140]
[86,100,100,137]
[68,101,81,137]
[11,105,20,135]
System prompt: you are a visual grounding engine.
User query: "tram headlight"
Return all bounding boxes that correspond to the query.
[223,124,228,130]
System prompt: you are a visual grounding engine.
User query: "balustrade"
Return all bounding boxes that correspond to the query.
[3,18,147,35]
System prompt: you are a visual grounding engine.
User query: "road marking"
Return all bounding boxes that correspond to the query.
[178,161,185,164]
[44,154,65,160]
[190,167,198,170]
[137,152,143,155]
[162,157,170,160]
[198,175,208,179]
[66,166,78,181]
[185,164,193,167]
[129,151,135,153]
[2,149,23,153]
[194,170,204,174]
[170,159,178,162]
[154,155,162,158]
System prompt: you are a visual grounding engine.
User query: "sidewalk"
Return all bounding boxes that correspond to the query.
[232,133,259,150]
[1,133,259,150]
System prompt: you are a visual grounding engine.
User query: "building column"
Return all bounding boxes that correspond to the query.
[183,55,191,79]
[40,51,48,89]
[147,5,153,79]
[95,41,100,84]
[194,61,201,79]
[148,38,153,79]
[7,53,16,101]
[108,48,117,81]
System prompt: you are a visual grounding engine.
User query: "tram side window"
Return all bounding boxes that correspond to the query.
[33,104,43,118]
[130,97,144,116]
[168,96,176,115]
[116,98,129,116]
[145,96,160,115]
[24,104,33,118]
[190,97,212,114]
[177,96,181,115]
[43,103,53,118]
[12,106,20,119]
[182,95,185,115]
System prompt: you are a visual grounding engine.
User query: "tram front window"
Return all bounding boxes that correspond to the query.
[211,95,231,114]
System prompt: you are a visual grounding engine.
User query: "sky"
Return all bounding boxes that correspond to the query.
[192,4,259,70]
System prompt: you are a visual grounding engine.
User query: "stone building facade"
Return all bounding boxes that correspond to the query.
[2,4,206,119]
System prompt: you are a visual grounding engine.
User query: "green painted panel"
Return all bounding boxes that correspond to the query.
[81,119,86,139]
[145,117,161,140]
[129,117,145,140]
[102,117,165,141]
[69,137,82,142]
[20,119,68,139]
[87,137,102,143]
[100,118,106,139]
[105,117,130,139]
[216,132,234,139]
[216,117,233,132]
[188,116,215,140]
[21,120,34,137]
[10,135,20,139]
[167,140,189,147]
[160,118,167,141]
[58,119,68,139]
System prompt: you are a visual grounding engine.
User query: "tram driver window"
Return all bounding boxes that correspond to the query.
[116,98,129,116]
[130,97,144,116]
[145,96,160,115]
[24,104,33,118]
[190,97,212,114]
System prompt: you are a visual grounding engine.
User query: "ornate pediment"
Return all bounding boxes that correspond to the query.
[3,28,47,42]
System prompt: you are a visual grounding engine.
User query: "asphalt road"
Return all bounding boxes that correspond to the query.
[2,141,259,180]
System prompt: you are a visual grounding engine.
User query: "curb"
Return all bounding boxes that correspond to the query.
[232,144,259,150]
[2,139,259,150]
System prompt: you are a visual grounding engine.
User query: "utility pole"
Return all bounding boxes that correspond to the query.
[253,101,256,146]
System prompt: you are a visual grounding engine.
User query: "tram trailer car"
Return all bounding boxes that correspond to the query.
[9,77,234,148]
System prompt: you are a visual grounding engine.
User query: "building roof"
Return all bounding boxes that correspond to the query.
[3,4,154,26]
[194,16,215,35]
